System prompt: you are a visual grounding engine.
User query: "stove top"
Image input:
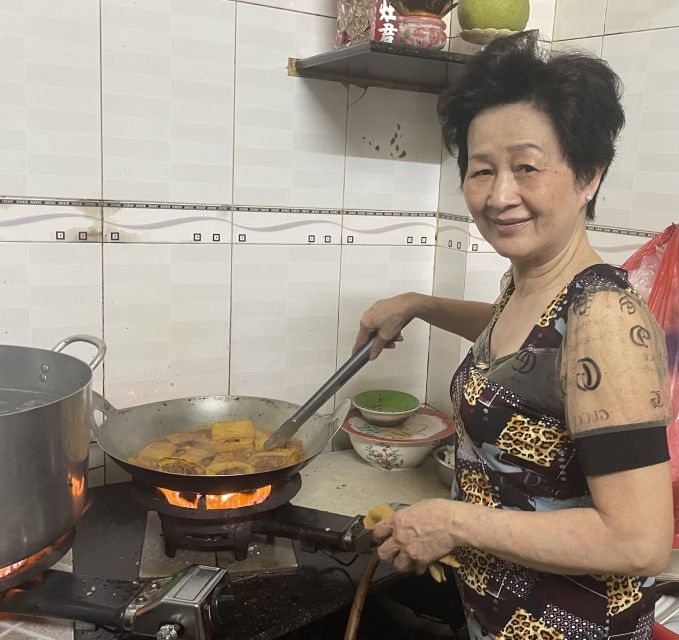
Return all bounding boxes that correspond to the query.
[0,484,424,640]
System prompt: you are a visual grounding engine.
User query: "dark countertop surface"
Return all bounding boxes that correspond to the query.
[72,483,395,640]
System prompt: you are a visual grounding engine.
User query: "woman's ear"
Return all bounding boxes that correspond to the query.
[581,168,605,202]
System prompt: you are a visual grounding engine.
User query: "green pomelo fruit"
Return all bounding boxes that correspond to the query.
[457,0,530,31]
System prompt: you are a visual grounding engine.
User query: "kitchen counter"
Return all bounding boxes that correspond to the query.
[293,449,450,514]
[68,450,451,640]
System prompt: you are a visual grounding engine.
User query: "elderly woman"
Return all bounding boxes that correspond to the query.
[353,33,673,639]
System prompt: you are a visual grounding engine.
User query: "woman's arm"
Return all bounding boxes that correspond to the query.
[353,292,494,360]
[374,461,673,576]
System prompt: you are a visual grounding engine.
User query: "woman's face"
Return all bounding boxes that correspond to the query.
[463,102,596,267]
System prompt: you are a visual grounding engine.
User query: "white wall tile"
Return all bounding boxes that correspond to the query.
[342,212,436,246]
[458,250,510,362]
[103,243,230,408]
[587,228,648,266]
[0,0,101,199]
[553,0,606,40]
[0,201,101,242]
[605,0,679,34]
[336,245,434,405]
[438,149,467,215]
[233,209,341,244]
[437,214,470,251]
[344,86,442,212]
[529,0,557,40]
[598,28,679,232]
[101,0,235,203]
[104,204,230,243]
[234,5,347,209]
[468,222,496,253]
[0,242,104,391]
[426,247,466,413]
[0,242,103,345]
[230,244,341,408]
[551,36,603,56]
[240,0,336,18]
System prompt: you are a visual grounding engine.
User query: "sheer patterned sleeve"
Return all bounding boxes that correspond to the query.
[560,287,671,475]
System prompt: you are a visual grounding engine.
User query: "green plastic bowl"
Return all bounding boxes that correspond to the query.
[352,390,420,426]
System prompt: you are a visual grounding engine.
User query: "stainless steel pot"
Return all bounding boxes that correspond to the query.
[0,335,106,570]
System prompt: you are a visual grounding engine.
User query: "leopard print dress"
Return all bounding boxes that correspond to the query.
[450,264,670,640]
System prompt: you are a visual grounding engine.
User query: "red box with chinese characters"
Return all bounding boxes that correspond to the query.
[336,0,447,50]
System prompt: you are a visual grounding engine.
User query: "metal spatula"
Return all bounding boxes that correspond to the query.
[263,336,376,450]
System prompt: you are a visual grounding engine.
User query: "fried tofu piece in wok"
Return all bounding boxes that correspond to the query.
[166,429,211,445]
[174,445,214,465]
[254,430,272,451]
[158,457,206,475]
[130,441,177,469]
[247,448,300,472]
[211,419,255,452]
[205,459,256,475]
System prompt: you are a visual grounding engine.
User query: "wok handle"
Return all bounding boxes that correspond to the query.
[329,400,352,440]
[91,391,117,437]
[52,334,106,371]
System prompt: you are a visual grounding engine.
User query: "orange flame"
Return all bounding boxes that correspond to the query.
[158,486,272,510]
[0,532,70,581]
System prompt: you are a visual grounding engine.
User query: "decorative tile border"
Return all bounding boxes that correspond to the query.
[343,210,437,246]
[0,199,662,242]
[233,208,341,245]
[586,223,657,238]
[437,213,472,251]
[0,197,101,207]
[234,206,341,215]
[438,212,472,223]
[344,210,437,218]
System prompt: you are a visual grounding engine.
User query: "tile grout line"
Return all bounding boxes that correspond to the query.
[227,1,239,396]
[98,0,107,459]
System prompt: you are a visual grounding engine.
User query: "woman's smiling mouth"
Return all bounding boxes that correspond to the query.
[492,218,532,233]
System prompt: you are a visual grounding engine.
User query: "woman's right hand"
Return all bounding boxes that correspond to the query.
[352,292,422,361]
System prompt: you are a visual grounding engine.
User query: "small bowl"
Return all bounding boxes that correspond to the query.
[352,390,420,427]
[348,433,434,471]
[433,444,455,487]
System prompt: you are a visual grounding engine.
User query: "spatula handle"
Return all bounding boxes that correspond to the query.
[263,337,375,450]
[286,337,375,428]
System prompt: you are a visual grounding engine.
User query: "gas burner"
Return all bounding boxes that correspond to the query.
[131,475,302,559]
[0,530,74,592]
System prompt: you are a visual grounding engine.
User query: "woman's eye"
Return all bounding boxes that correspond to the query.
[518,164,536,173]
[470,169,492,178]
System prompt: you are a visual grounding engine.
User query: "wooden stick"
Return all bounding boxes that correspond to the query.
[344,551,381,640]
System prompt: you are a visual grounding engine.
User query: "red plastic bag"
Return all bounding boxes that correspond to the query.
[623,224,679,543]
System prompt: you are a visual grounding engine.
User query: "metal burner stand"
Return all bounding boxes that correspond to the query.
[130,475,302,559]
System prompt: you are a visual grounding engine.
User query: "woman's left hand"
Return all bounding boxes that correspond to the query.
[372,499,461,573]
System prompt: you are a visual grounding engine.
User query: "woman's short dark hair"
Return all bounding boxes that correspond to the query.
[438,31,625,220]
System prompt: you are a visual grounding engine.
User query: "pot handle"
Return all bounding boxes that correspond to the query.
[52,335,106,371]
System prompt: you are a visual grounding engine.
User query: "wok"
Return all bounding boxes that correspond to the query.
[92,393,350,493]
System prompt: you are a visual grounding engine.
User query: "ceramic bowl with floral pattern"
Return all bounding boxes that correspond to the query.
[342,406,455,471]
